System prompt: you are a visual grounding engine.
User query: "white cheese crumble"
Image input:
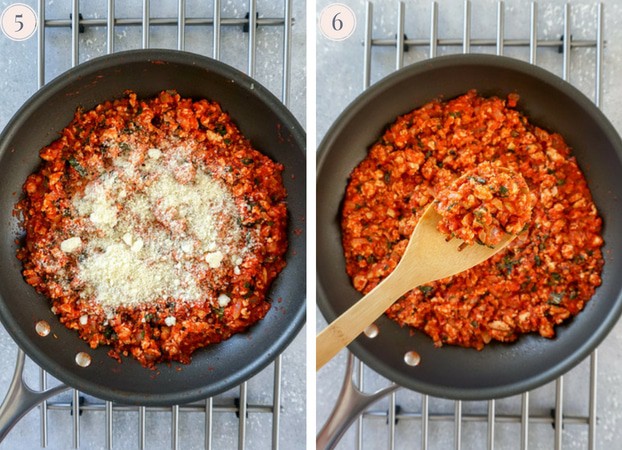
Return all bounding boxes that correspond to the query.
[60,237,82,253]
[130,238,144,253]
[218,294,231,307]
[122,232,133,246]
[147,148,162,159]
[164,316,176,327]
[205,251,224,269]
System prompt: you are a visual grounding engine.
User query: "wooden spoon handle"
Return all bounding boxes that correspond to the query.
[316,275,412,371]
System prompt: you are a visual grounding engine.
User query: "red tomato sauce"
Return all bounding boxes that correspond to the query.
[341,91,604,349]
[16,91,288,367]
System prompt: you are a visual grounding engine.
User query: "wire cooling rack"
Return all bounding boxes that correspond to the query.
[317,1,611,449]
[0,1,304,449]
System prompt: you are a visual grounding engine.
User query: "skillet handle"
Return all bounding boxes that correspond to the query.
[0,350,69,442]
[317,353,399,450]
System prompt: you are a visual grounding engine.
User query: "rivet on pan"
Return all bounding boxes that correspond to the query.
[35,320,50,337]
[363,324,379,338]
[404,351,421,366]
[75,352,92,368]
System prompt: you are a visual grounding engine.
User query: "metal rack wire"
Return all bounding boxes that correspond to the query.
[0,1,297,449]
[347,1,603,449]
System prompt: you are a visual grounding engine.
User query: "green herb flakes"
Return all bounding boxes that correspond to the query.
[67,157,87,176]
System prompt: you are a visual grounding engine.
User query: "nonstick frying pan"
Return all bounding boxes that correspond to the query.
[0,49,306,406]
[317,54,622,400]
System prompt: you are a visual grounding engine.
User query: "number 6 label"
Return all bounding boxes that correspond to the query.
[1,3,37,41]
[319,4,356,41]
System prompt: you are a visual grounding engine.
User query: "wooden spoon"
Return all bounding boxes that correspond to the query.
[316,202,516,371]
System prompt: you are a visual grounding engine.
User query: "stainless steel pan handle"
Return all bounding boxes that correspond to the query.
[317,353,399,449]
[0,350,69,442]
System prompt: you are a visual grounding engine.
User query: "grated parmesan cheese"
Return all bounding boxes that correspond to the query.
[77,243,201,308]
[69,142,251,310]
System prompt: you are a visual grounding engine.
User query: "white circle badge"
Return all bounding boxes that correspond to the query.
[1,3,37,41]
[319,3,356,41]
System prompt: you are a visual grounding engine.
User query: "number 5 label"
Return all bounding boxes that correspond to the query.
[319,4,356,41]
[1,3,37,41]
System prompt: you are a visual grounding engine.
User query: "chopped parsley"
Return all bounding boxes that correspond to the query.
[548,292,565,305]
[214,306,225,319]
[549,272,562,285]
[468,176,487,184]
[103,326,117,340]
[497,255,520,275]
[418,285,434,297]
[67,157,87,176]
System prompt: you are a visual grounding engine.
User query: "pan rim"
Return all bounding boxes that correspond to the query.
[316,53,622,400]
[0,48,306,405]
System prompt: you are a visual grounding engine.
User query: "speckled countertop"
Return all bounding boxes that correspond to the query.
[316,0,622,448]
[0,1,306,449]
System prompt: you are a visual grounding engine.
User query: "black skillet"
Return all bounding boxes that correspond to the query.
[0,49,306,406]
[317,54,622,400]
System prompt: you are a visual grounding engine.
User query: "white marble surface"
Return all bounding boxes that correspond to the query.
[316,0,622,448]
[0,0,306,449]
